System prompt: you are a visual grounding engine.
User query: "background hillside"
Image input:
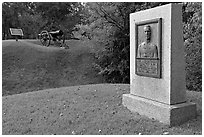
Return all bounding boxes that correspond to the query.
[2,40,105,96]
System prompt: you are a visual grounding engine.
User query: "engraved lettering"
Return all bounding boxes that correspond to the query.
[137,60,158,75]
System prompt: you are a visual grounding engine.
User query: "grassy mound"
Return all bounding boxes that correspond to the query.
[2,40,202,135]
[2,84,202,135]
[2,40,104,96]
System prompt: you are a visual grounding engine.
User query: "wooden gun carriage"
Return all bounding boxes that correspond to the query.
[38,30,65,47]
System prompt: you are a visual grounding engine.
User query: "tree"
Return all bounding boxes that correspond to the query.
[83,2,202,91]
[35,2,85,38]
[84,2,169,83]
[2,2,20,39]
[183,2,202,91]
[19,12,45,39]
[2,2,85,39]
[2,2,37,39]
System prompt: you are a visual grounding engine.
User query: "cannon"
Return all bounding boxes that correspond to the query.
[38,30,65,47]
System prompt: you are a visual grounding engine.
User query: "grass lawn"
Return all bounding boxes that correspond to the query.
[2,84,202,135]
[2,39,104,96]
[2,40,202,135]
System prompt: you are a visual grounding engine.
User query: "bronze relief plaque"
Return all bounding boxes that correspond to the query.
[135,18,162,78]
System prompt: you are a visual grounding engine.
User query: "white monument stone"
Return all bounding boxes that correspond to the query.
[122,3,196,126]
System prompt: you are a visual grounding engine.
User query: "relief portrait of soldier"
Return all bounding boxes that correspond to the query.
[137,25,158,58]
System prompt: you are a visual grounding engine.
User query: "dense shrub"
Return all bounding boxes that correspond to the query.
[85,2,169,83]
[183,2,202,91]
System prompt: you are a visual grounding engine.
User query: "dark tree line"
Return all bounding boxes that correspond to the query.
[183,2,202,91]
[2,2,85,39]
[81,2,170,83]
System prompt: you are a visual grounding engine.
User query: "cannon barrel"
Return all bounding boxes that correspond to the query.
[49,30,63,37]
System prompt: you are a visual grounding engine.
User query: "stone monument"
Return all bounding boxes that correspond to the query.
[122,3,196,126]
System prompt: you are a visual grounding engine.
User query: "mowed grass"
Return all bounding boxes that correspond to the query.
[2,39,104,96]
[2,84,202,135]
[2,39,202,135]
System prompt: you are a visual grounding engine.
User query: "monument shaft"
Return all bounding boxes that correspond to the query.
[123,3,196,126]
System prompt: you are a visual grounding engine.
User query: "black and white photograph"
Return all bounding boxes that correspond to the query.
[2,1,202,135]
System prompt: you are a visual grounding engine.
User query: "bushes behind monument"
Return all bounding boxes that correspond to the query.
[183,2,202,91]
[92,2,202,92]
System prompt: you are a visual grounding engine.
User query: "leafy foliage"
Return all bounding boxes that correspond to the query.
[2,2,85,39]
[183,2,202,91]
[2,2,28,39]
[84,2,169,83]
[83,2,201,91]
[35,2,84,34]
[83,3,130,83]
[18,12,45,39]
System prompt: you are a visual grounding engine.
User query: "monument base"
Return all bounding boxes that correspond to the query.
[122,94,196,126]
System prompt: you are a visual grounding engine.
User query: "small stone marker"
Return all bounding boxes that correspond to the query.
[122,4,196,126]
[9,28,24,41]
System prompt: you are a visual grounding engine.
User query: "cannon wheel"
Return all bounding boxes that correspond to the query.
[40,30,51,47]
